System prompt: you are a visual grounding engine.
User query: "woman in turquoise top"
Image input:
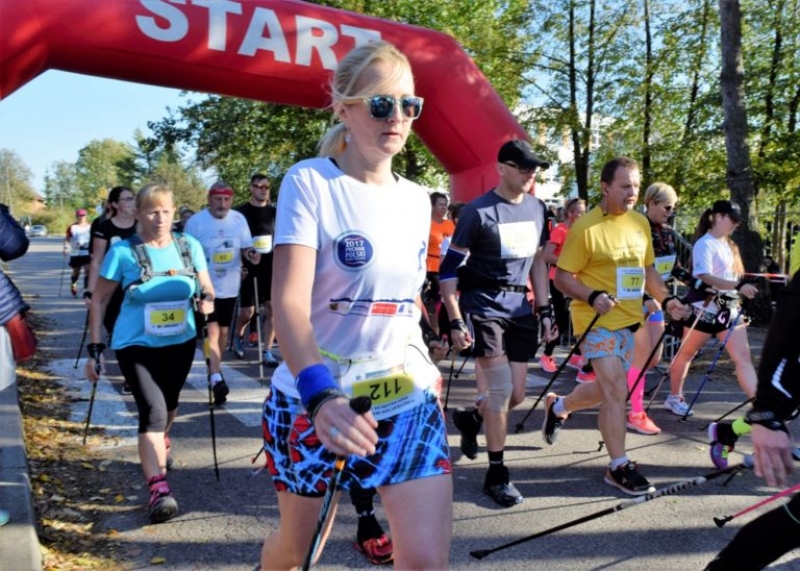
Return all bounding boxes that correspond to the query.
[86,184,215,524]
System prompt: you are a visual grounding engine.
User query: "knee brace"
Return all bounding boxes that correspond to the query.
[484,364,513,412]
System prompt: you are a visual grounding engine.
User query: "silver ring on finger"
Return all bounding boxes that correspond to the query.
[329,426,340,439]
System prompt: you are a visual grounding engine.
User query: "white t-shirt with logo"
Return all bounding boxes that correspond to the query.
[184,208,253,299]
[270,157,439,404]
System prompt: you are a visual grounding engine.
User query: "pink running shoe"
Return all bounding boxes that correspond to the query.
[539,355,557,373]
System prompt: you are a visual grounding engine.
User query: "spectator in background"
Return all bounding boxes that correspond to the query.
[0,202,31,526]
[173,206,195,233]
[64,208,92,297]
[424,191,455,334]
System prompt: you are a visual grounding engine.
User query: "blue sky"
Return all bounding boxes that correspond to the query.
[0,70,197,193]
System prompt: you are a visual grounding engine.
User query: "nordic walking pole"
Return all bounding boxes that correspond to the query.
[714,480,800,527]
[83,354,102,446]
[442,347,458,412]
[681,311,743,422]
[82,380,98,445]
[645,295,714,412]
[254,277,264,384]
[302,396,372,571]
[514,311,602,434]
[74,310,90,368]
[470,463,746,560]
[195,298,220,482]
[704,397,754,430]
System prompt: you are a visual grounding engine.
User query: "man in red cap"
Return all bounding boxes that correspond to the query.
[64,208,92,297]
[184,181,259,405]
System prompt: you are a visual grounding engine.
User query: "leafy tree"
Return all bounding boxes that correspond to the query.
[0,149,40,218]
[43,161,80,211]
[74,139,137,209]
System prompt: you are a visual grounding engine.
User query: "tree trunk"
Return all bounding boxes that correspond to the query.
[718,0,769,324]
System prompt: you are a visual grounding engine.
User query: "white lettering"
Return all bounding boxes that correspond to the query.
[135,1,384,67]
[136,0,189,43]
[193,0,242,51]
[340,25,382,47]
[238,7,291,62]
[295,16,339,69]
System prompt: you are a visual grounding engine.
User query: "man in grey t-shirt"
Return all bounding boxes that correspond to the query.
[440,139,557,507]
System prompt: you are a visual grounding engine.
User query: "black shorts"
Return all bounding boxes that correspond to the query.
[239,271,271,307]
[207,296,238,326]
[469,313,539,363]
[69,255,90,269]
[116,337,195,433]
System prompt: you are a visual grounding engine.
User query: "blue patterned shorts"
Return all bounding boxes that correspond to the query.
[580,326,635,369]
[261,387,451,497]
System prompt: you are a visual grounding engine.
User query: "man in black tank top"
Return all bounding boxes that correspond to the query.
[232,174,279,367]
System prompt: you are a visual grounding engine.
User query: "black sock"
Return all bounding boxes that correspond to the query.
[715,422,738,445]
[351,486,384,542]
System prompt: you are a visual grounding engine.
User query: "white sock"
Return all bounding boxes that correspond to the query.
[553,397,569,417]
[210,373,222,384]
[610,456,629,470]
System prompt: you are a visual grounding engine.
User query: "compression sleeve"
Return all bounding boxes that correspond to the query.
[439,249,466,281]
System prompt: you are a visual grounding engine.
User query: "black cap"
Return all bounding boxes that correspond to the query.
[711,200,742,222]
[498,139,550,170]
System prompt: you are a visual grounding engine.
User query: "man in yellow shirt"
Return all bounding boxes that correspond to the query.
[544,156,690,496]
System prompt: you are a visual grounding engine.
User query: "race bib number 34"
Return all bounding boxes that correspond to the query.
[144,300,189,337]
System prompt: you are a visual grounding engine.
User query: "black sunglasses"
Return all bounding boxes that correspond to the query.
[251,184,270,190]
[345,95,424,120]
[503,162,537,175]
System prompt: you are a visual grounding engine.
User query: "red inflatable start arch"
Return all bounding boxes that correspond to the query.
[0,0,528,201]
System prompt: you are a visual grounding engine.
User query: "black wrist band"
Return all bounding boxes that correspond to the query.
[536,305,553,319]
[450,319,467,333]
[306,388,348,423]
[735,280,745,291]
[587,290,607,307]
[745,409,790,434]
[87,343,106,361]
[83,291,92,299]
[662,295,678,310]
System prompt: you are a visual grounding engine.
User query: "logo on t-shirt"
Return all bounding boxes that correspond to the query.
[335,232,374,270]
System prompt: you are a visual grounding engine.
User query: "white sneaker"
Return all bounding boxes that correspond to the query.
[663,394,693,416]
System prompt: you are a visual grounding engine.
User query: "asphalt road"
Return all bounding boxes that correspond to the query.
[11,236,800,570]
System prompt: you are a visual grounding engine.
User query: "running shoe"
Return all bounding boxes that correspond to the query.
[539,354,557,373]
[708,422,736,469]
[70,283,78,297]
[627,412,661,435]
[149,486,179,523]
[121,382,132,395]
[0,509,9,526]
[248,332,259,347]
[262,350,280,368]
[483,465,523,507]
[664,394,693,416]
[232,336,245,359]
[542,393,568,445]
[452,408,481,460]
[212,379,229,405]
[567,354,585,370]
[354,533,394,565]
[604,461,655,496]
[576,369,596,383]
